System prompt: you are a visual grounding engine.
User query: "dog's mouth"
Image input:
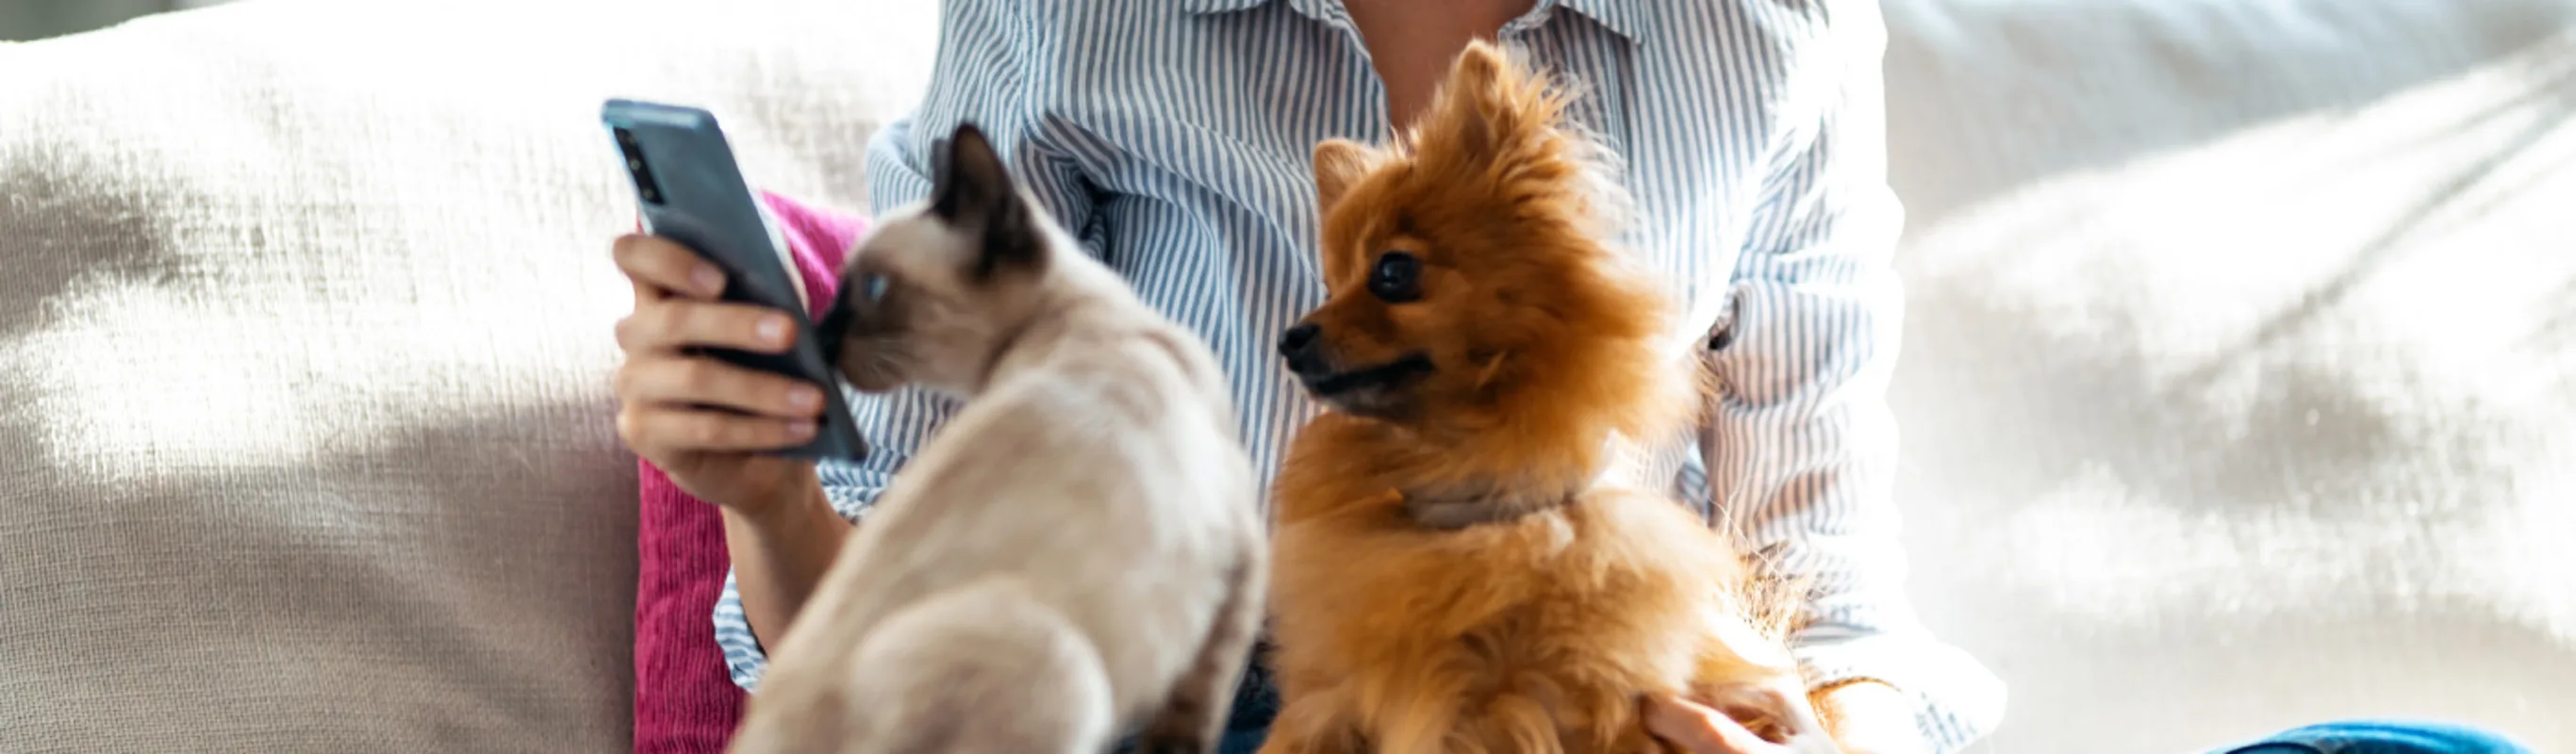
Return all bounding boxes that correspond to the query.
[1299,352,1436,398]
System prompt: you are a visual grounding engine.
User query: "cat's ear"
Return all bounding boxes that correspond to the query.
[1313,139,1376,212]
[930,123,1042,280]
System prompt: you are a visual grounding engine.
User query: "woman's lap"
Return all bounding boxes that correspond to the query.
[1216,729,1268,754]
[1159,656,2528,754]
[1204,719,2532,754]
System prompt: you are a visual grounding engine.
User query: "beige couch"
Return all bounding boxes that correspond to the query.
[2,0,2568,751]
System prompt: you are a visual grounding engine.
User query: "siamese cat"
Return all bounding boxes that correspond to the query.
[727,123,1267,754]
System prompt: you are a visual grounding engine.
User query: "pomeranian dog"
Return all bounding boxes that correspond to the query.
[728,124,1267,754]
[1258,42,1815,754]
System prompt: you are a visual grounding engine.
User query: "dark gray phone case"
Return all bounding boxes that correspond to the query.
[601,99,866,461]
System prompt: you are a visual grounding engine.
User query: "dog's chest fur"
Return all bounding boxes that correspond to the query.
[1263,418,1784,753]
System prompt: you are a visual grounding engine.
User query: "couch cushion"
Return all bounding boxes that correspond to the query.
[1879,1,2576,751]
[0,0,931,749]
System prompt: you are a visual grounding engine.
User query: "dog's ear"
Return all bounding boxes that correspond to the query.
[1313,139,1376,211]
[930,123,1042,280]
[1425,41,1514,161]
[1418,41,1568,172]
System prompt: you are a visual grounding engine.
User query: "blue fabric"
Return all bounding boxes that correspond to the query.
[1217,729,1269,754]
[1108,650,1278,753]
[2217,721,2534,754]
[1110,727,1267,753]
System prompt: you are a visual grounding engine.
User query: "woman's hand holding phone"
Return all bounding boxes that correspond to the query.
[610,233,827,517]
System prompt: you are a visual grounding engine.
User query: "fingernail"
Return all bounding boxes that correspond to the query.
[786,386,820,410]
[693,266,725,296]
[756,316,788,345]
[784,420,816,438]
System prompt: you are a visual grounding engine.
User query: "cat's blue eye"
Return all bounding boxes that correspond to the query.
[862,273,890,303]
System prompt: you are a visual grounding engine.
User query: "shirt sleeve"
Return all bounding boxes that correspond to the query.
[714,0,1104,693]
[1699,2,2006,749]
[713,478,887,691]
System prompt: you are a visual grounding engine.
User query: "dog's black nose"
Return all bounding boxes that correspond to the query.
[1278,322,1330,375]
[1278,322,1321,359]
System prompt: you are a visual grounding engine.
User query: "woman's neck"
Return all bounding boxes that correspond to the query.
[1342,0,1539,131]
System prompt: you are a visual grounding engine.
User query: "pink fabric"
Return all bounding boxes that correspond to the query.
[634,192,863,754]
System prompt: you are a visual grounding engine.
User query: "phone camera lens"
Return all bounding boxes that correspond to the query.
[613,127,665,205]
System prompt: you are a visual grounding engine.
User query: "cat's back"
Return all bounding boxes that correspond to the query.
[845,307,1255,717]
[984,313,1238,480]
[895,306,1247,540]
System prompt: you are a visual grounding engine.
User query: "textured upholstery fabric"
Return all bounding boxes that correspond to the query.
[0,1,929,750]
[1879,1,2576,751]
[0,0,2568,752]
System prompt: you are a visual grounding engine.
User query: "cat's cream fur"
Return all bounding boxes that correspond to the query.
[727,124,1267,754]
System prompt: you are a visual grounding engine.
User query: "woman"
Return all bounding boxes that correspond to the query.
[606,2,2532,752]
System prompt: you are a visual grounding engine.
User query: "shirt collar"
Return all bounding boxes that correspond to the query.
[1182,0,1340,25]
[1545,0,1639,40]
[1182,0,1637,41]
[1181,0,1283,14]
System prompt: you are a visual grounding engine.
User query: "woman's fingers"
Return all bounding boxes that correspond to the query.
[616,403,819,455]
[615,356,826,420]
[631,276,664,308]
[1707,684,1829,740]
[616,299,799,355]
[1643,694,1773,754]
[609,234,798,361]
[613,234,728,300]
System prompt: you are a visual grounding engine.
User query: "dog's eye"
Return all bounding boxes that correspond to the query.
[1367,252,1421,303]
[860,273,891,303]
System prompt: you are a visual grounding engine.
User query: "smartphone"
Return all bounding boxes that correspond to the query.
[602,98,867,461]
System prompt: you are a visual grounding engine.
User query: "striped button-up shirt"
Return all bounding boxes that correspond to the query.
[718,0,2005,747]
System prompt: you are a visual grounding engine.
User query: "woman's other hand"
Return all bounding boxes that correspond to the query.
[1643,681,1847,754]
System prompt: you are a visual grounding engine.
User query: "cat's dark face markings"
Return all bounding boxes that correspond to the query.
[817,123,1054,395]
[815,255,912,392]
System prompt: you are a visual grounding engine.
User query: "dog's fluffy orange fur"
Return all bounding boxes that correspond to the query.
[1260,42,1801,754]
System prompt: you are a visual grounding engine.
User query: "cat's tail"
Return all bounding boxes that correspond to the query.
[833,577,1115,754]
[1139,539,1269,752]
